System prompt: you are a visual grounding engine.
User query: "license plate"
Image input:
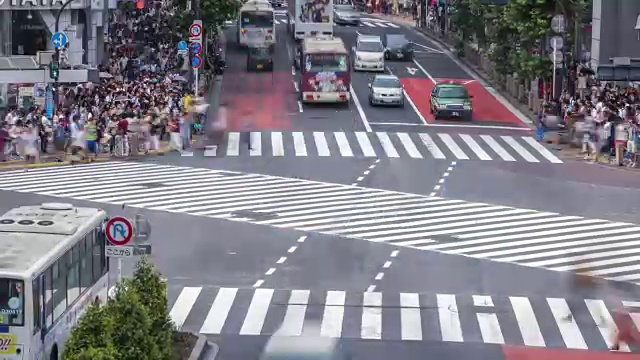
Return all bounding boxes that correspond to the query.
[452,112,459,116]
[257,64,263,69]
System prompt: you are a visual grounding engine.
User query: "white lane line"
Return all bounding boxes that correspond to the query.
[350,86,372,132]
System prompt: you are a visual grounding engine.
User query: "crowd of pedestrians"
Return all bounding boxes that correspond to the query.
[0,0,204,164]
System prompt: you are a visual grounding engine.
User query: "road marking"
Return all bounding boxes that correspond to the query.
[510,296,546,347]
[480,135,515,161]
[400,293,422,340]
[501,136,538,162]
[350,86,372,132]
[418,133,446,159]
[521,136,563,163]
[429,161,456,197]
[412,58,436,83]
[313,132,330,156]
[321,291,346,337]
[376,132,399,157]
[411,41,444,54]
[547,298,587,349]
[227,132,240,156]
[169,287,201,329]
[200,287,238,334]
[352,158,381,186]
[276,290,309,336]
[355,132,376,157]
[459,134,491,160]
[438,134,469,160]
[437,294,463,342]
[271,131,285,156]
[297,101,303,112]
[361,292,382,339]
[292,132,307,156]
[239,288,274,335]
[397,132,422,158]
[250,132,262,156]
[334,132,354,157]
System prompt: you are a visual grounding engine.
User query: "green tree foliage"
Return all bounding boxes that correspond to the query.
[450,0,588,80]
[62,259,174,360]
[173,0,241,37]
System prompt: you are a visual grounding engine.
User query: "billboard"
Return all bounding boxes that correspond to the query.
[298,0,331,23]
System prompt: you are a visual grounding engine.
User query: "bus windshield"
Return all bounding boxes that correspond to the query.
[305,54,347,72]
[0,279,24,326]
[241,11,274,28]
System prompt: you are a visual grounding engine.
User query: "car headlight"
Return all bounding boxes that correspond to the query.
[437,103,447,109]
[464,104,472,110]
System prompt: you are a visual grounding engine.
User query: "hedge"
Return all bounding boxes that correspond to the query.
[62,258,174,360]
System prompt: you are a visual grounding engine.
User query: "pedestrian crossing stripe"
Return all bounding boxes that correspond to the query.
[272,18,400,28]
[3,161,640,282]
[166,285,635,351]
[192,131,563,163]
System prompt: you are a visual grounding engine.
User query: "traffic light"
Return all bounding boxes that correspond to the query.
[48,61,59,81]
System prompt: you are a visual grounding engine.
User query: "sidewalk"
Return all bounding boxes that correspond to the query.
[0,141,172,170]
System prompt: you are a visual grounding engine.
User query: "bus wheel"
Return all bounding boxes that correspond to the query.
[50,345,58,360]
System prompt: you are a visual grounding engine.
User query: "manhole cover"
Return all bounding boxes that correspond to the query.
[230,210,279,221]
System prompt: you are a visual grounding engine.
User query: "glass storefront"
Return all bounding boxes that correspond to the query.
[11,10,48,56]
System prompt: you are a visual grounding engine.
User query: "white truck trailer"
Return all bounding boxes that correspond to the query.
[286,0,333,40]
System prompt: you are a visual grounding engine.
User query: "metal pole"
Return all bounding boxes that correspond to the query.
[53,0,76,113]
[552,42,557,99]
[194,68,199,97]
[117,258,122,282]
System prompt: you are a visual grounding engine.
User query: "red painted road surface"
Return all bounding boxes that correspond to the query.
[502,346,639,360]
[221,72,295,130]
[401,77,528,128]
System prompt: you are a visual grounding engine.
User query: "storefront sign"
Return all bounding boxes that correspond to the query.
[0,0,89,10]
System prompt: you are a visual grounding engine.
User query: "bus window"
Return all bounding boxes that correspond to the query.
[43,269,52,327]
[80,235,93,292]
[32,277,41,334]
[52,260,67,320]
[66,244,81,304]
[0,279,24,326]
[305,54,348,72]
[241,11,274,28]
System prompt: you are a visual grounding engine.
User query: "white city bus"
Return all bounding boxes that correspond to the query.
[0,203,109,360]
[237,0,276,48]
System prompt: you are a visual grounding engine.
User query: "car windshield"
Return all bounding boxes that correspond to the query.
[373,78,401,88]
[357,41,383,52]
[387,36,408,47]
[437,87,468,98]
[305,54,348,72]
[335,5,352,11]
[0,279,24,326]
[251,47,271,57]
[241,11,274,28]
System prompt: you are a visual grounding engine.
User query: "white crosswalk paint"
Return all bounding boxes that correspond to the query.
[250,132,262,156]
[200,287,238,334]
[227,132,240,156]
[502,136,539,162]
[480,135,516,161]
[169,287,201,329]
[334,132,354,157]
[437,294,463,342]
[362,22,376,27]
[459,134,491,160]
[361,292,383,339]
[239,288,274,335]
[397,132,422,158]
[375,22,387,27]
[181,131,562,162]
[9,161,640,281]
[509,297,545,347]
[386,22,400,28]
[355,131,376,157]
[292,132,307,156]
[376,132,399,158]
[276,290,310,336]
[271,132,284,156]
[400,293,422,341]
[546,298,588,349]
[438,133,469,159]
[418,133,446,159]
[314,132,330,156]
[321,291,346,338]
[584,299,627,351]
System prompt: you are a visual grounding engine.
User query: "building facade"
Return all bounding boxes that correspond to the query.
[591,0,640,68]
[0,0,117,66]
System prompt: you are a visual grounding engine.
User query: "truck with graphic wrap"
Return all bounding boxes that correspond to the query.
[286,0,333,40]
[296,36,350,104]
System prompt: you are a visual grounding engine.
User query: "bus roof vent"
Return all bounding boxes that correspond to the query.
[40,203,75,211]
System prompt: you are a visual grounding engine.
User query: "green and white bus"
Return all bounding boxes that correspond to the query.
[238,0,276,48]
[0,203,109,360]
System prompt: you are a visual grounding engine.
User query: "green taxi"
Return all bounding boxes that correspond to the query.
[428,82,473,121]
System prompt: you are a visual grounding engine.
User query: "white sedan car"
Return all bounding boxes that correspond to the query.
[353,36,385,72]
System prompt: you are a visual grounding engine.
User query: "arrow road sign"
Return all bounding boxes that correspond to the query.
[191,42,202,55]
[177,41,188,50]
[51,32,69,49]
[406,67,418,75]
[191,55,202,69]
[105,216,133,246]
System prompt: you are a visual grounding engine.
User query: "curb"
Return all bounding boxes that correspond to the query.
[188,334,208,360]
[203,341,219,360]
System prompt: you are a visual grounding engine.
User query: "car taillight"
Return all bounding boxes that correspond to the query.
[267,29,273,33]
[339,94,347,100]
[306,95,313,100]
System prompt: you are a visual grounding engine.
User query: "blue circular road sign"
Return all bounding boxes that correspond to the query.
[191,55,202,68]
[51,32,69,49]
[191,42,202,55]
[177,41,188,50]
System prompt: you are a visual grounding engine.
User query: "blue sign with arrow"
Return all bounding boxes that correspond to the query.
[51,32,69,49]
[190,42,202,55]
[177,41,188,50]
[191,55,202,69]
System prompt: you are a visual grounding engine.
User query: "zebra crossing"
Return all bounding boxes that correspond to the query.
[168,285,638,351]
[194,131,563,163]
[2,161,640,283]
[272,14,400,28]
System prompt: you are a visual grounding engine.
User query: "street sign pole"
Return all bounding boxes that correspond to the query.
[104,214,152,289]
[552,41,557,100]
